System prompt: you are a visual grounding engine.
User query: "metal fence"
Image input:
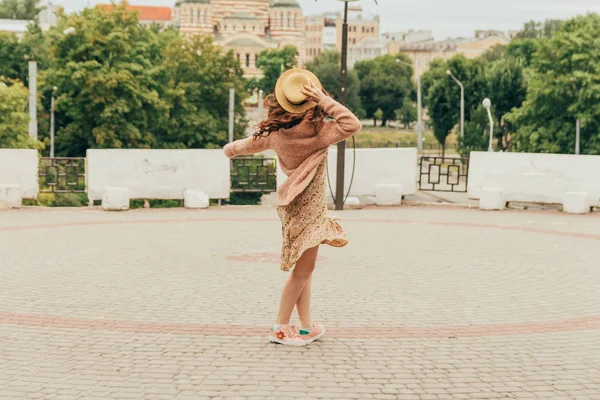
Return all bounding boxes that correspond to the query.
[230,157,277,193]
[418,156,469,193]
[39,157,86,193]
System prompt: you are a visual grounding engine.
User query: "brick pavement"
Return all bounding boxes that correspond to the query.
[0,206,599,399]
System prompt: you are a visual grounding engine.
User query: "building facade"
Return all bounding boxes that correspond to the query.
[388,32,509,78]
[304,5,381,66]
[173,0,306,77]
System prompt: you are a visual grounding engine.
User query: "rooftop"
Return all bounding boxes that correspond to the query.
[97,3,172,21]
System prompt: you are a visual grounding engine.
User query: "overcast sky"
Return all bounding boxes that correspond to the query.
[58,0,600,39]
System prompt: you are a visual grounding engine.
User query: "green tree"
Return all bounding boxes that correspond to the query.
[0,32,28,82]
[505,14,600,154]
[421,55,488,155]
[458,106,491,158]
[355,54,414,126]
[516,19,564,39]
[0,0,43,20]
[0,79,40,149]
[304,50,362,114]
[484,57,527,150]
[153,35,248,149]
[44,6,168,156]
[255,45,298,94]
[395,97,417,128]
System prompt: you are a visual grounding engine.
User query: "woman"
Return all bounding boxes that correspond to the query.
[224,68,362,346]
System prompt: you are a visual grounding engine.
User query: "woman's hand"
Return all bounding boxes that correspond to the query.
[301,81,327,104]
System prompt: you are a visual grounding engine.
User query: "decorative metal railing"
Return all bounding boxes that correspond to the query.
[418,156,469,193]
[39,157,86,193]
[230,157,277,193]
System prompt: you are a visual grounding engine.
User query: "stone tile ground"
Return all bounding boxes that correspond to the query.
[0,207,599,399]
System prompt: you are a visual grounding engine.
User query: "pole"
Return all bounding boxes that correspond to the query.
[335,1,349,211]
[28,61,37,140]
[576,118,580,155]
[447,70,464,139]
[228,88,234,143]
[416,72,423,153]
[487,108,494,152]
[50,94,55,158]
[460,85,465,139]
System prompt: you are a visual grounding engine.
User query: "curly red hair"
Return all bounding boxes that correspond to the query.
[253,92,331,139]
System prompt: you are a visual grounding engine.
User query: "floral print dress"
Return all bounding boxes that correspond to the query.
[277,157,348,271]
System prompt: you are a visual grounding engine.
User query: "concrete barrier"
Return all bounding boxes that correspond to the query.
[468,151,600,206]
[277,148,418,202]
[87,149,230,201]
[0,149,38,199]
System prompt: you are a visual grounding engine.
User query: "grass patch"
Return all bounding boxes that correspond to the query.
[354,126,458,152]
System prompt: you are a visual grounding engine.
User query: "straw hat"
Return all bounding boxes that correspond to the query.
[275,68,322,114]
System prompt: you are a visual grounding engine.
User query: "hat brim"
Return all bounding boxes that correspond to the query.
[275,68,323,114]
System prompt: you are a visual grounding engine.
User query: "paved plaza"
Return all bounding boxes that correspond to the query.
[1,206,599,400]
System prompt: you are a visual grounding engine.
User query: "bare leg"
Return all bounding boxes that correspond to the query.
[276,246,319,325]
[296,275,313,329]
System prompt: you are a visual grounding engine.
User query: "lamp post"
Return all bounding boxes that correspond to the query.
[482,98,494,152]
[27,26,75,143]
[50,86,57,158]
[397,58,423,153]
[334,0,352,211]
[570,77,581,155]
[318,0,377,210]
[446,69,464,139]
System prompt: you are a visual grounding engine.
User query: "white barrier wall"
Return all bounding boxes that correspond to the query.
[87,149,230,200]
[468,151,600,205]
[0,149,38,198]
[277,148,418,196]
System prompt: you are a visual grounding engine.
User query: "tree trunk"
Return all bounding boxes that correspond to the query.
[373,118,377,126]
[442,141,446,158]
[381,119,387,127]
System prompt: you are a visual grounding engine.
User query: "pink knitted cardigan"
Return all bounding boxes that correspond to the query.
[223,97,362,206]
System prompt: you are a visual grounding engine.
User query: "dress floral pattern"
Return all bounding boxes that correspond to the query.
[277,157,348,271]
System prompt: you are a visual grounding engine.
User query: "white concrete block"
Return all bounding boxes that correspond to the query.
[563,191,590,214]
[184,189,209,209]
[0,184,22,208]
[260,192,278,207]
[101,187,131,211]
[375,184,403,206]
[345,196,361,206]
[468,151,600,207]
[479,188,505,210]
[0,149,39,199]
[87,149,230,201]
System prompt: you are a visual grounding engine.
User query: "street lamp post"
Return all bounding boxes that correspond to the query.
[570,77,581,155]
[333,0,352,211]
[321,0,377,210]
[50,86,57,158]
[27,26,76,143]
[446,70,464,139]
[397,59,423,153]
[482,98,494,152]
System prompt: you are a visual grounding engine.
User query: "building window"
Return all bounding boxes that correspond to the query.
[246,54,250,67]
[243,25,246,31]
[280,12,284,27]
[204,9,207,24]
[417,57,421,67]
[255,54,258,65]
[237,53,240,61]
[293,13,296,28]
[233,25,236,30]
[362,26,365,33]
[287,13,291,27]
